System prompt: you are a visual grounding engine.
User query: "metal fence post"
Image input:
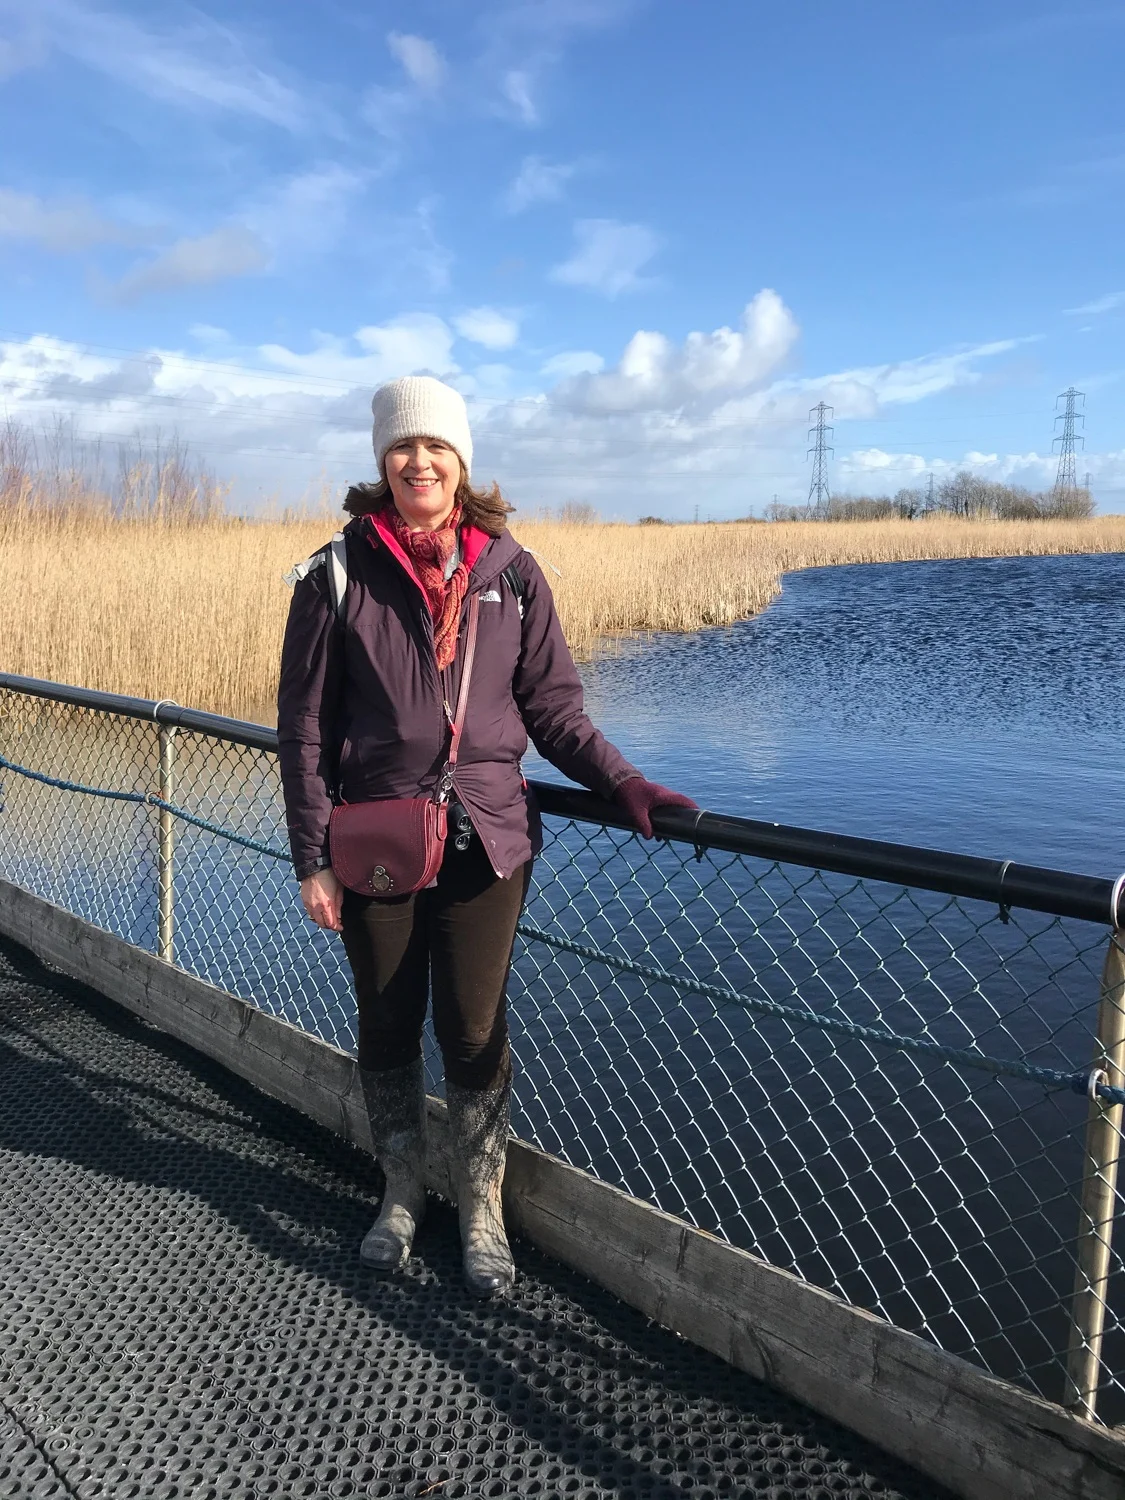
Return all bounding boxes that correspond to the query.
[1064,927,1125,1420]
[157,724,176,963]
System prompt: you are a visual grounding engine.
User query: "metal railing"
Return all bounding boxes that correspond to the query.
[1,672,1123,1425]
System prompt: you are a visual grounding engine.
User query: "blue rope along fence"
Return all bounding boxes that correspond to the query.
[516,920,1125,1106]
[0,752,291,861]
[3,749,1123,1108]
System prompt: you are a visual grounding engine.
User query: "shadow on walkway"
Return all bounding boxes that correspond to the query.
[0,935,949,1500]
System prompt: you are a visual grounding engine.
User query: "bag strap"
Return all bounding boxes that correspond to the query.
[502,560,525,618]
[326,533,348,620]
[435,592,480,802]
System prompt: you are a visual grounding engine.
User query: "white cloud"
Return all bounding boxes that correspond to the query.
[364,32,448,139]
[387,32,446,89]
[550,218,661,296]
[359,1,631,145]
[541,350,605,378]
[0,318,464,497]
[107,226,269,303]
[476,0,635,129]
[26,0,313,130]
[503,155,577,213]
[502,68,538,124]
[1,303,1076,518]
[0,187,144,252]
[837,446,1078,492]
[354,314,457,373]
[0,165,363,297]
[243,164,367,258]
[845,448,906,473]
[551,291,797,414]
[1065,291,1125,316]
[785,339,1030,424]
[461,363,517,398]
[462,312,1038,514]
[260,314,457,385]
[464,292,806,510]
[356,199,452,294]
[454,307,520,350]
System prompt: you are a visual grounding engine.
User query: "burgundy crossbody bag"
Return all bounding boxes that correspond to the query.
[328,592,481,898]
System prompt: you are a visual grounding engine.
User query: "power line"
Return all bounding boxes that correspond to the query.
[11,419,1109,489]
[4,387,1091,459]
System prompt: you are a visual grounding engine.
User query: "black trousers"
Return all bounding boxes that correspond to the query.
[340,837,532,1091]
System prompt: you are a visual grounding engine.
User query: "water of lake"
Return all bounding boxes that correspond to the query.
[553,550,1125,878]
[517,552,1124,1417]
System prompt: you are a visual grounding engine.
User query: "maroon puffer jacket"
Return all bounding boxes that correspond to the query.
[276,513,639,881]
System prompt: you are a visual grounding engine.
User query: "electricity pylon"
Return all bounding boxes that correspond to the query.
[806,402,833,518]
[1052,387,1085,495]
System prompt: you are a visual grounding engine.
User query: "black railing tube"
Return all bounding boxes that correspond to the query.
[530,785,1124,929]
[0,674,280,752]
[3,671,1123,929]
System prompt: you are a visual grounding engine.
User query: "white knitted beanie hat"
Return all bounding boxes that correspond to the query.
[370,376,473,479]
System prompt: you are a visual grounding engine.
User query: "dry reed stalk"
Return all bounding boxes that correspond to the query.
[0,511,328,720]
[1,509,1123,720]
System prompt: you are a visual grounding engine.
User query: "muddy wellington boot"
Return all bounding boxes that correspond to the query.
[359,1060,428,1270]
[446,1080,516,1297]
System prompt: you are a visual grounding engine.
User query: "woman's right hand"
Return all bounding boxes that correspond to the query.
[300,868,344,932]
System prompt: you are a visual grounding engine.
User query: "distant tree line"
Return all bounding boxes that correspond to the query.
[1,415,226,522]
[762,472,1095,523]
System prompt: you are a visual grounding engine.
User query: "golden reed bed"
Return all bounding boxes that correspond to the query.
[2,509,1123,721]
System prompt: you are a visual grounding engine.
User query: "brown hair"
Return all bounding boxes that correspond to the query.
[342,473,514,537]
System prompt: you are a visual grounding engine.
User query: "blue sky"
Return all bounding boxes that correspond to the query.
[0,0,1122,517]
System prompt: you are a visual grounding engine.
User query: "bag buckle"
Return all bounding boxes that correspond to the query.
[368,866,394,895]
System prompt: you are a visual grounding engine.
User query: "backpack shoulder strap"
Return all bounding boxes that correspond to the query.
[326,532,348,621]
[501,558,525,619]
[283,532,349,623]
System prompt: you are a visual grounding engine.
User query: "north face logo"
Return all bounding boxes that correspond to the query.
[480,590,502,603]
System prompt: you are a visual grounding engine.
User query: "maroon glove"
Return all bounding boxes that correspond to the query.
[613,776,699,839]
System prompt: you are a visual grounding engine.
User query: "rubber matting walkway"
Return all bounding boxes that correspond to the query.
[0,936,950,1500]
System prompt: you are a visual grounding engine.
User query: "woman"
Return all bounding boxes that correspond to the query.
[277,375,696,1297]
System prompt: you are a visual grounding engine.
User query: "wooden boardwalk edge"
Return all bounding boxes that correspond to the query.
[2,877,1122,1500]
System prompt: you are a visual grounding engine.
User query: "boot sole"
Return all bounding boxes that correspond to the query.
[466,1280,515,1298]
[464,1264,516,1298]
[359,1202,426,1272]
[359,1235,413,1271]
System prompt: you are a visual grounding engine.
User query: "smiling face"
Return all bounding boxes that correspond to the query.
[384,438,462,531]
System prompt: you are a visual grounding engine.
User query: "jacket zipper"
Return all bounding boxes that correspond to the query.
[420,598,478,819]
[414,604,453,772]
[418,577,500,873]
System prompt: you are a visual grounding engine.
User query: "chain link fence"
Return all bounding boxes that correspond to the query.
[1,679,1122,1426]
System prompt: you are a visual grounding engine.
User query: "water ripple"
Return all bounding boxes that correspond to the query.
[548,552,1125,876]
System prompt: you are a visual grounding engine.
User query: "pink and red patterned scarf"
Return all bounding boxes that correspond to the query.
[385,503,468,671]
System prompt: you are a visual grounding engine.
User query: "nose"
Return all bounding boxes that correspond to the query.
[403,443,433,473]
